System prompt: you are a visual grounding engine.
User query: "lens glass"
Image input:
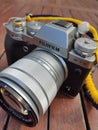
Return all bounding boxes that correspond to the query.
[1,88,28,115]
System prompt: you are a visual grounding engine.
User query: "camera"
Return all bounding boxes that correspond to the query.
[0,16,97,126]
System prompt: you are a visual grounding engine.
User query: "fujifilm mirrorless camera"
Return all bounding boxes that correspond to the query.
[0,16,97,126]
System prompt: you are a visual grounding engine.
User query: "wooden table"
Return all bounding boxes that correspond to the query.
[0,0,98,130]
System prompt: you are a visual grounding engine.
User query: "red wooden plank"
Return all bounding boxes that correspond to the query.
[0,53,8,71]
[49,94,86,130]
[0,108,8,130]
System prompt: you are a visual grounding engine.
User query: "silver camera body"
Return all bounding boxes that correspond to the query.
[0,17,96,126]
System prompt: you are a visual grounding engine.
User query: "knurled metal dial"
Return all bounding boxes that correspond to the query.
[27,21,43,36]
[74,37,97,57]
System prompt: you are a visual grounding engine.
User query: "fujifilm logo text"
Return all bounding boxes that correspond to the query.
[39,40,60,52]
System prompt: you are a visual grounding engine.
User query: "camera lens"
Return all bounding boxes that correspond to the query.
[0,49,67,126]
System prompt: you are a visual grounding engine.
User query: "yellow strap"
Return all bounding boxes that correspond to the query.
[85,73,98,104]
[26,15,82,24]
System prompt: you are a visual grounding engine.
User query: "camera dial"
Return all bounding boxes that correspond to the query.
[74,38,97,57]
[13,18,26,32]
[27,21,43,36]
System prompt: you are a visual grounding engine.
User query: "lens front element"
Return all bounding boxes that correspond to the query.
[1,88,28,115]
